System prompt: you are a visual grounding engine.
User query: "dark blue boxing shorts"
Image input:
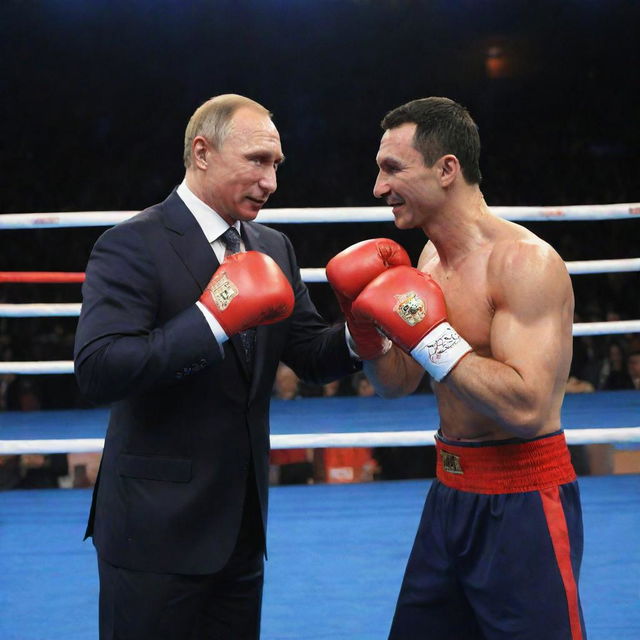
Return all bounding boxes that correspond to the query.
[388,431,586,640]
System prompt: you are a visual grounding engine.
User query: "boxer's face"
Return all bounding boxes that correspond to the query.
[202,107,284,225]
[373,123,445,230]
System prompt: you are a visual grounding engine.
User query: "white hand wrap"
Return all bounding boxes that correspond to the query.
[410,322,472,382]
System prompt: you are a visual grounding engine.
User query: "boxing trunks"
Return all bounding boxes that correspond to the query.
[389,430,586,640]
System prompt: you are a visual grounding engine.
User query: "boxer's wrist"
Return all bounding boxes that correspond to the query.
[410,322,472,382]
[345,323,392,360]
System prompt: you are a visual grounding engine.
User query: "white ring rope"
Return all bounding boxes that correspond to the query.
[565,258,640,275]
[1,203,640,229]
[2,317,639,374]
[573,320,640,336]
[0,303,82,317]
[1,427,639,455]
[0,361,75,374]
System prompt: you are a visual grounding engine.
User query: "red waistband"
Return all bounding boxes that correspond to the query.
[435,432,576,494]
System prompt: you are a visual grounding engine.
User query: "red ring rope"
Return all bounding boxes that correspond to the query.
[0,272,85,283]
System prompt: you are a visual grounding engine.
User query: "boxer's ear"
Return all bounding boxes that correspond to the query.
[438,154,460,188]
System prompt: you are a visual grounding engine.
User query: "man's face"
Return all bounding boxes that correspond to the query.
[373,123,443,229]
[203,107,284,224]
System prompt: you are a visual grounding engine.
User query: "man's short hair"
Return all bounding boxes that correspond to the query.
[183,94,271,168]
[381,97,482,185]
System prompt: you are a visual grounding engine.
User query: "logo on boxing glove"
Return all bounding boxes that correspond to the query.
[206,272,239,311]
[394,291,426,326]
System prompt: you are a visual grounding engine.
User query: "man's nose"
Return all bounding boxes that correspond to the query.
[260,167,277,194]
[373,172,387,199]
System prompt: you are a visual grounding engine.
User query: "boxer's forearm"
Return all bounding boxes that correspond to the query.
[443,352,555,438]
[363,345,425,398]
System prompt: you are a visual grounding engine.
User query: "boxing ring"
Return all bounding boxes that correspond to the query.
[1,204,639,639]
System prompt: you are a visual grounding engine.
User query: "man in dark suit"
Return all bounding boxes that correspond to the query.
[74,94,360,639]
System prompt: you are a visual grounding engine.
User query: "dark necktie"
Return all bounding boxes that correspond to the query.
[220,227,255,367]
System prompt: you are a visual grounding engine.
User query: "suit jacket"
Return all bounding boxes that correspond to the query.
[74,189,359,575]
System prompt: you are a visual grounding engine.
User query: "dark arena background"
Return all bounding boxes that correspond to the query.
[1,1,639,639]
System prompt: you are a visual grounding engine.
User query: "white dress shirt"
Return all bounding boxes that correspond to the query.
[176,180,243,346]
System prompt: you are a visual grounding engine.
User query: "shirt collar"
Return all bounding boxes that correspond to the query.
[176,179,241,243]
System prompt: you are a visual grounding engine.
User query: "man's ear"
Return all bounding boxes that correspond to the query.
[192,136,209,170]
[439,154,460,187]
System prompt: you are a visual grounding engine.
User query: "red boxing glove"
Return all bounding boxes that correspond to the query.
[199,251,294,337]
[352,266,472,381]
[325,239,411,360]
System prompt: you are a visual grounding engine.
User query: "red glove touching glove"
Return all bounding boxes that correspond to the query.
[199,251,294,337]
[352,265,472,381]
[325,239,411,359]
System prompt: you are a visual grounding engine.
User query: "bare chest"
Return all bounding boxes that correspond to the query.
[422,260,494,356]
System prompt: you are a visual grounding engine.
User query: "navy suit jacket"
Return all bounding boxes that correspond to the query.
[74,190,358,574]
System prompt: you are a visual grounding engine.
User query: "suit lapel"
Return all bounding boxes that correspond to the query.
[161,190,251,381]
[161,191,218,291]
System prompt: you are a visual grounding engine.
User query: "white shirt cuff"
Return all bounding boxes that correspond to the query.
[345,324,360,359]
[196,302,228,354]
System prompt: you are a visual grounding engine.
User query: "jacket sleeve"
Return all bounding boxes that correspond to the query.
[278,233,361,384]
[74,222,222,405]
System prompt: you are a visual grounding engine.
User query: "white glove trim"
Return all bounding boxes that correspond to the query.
[410,322,472,382]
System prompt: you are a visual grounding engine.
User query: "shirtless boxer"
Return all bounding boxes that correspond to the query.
[326,97,586,640]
